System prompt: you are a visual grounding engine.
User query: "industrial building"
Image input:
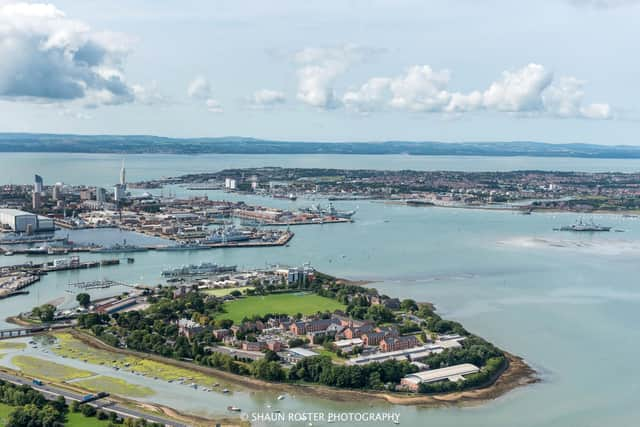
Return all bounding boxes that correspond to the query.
[400,363,480,391]
[0,209,55,233]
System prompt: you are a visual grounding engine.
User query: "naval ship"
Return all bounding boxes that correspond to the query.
[556,219,611,232]
[161,262,237,277]
[302,202,356,219]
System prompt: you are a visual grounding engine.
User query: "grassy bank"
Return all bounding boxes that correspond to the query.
[73,376,154,398]
[51,332,232,391]
[12,355,93,382]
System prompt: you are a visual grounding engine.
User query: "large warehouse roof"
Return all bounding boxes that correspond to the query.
[0,208,36,217]
[403,363,480,385]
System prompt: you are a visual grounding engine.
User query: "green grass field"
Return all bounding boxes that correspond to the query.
[217,292,345,323]
[65,412,112,427]
[73,376,154,398]
[12,355,94,382]
[0,403,12,426]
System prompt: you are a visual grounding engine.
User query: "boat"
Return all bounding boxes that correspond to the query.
[202,225,252,244]
[90,240,147,253]
[222,388,229,393]
[161,262,237,277]
[556,219,611,232]
[24,245,49,255]
[273,193,297,201]
[277,395,286,400]
[3,251,14,256]
[227,406,241,412]
[301,203,356,219]
[155,242,209,251]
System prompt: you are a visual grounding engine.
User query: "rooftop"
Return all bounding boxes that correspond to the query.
[403,363,480,385]
[0,208,36,217]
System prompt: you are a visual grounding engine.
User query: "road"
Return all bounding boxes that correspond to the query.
[0,370,188,427]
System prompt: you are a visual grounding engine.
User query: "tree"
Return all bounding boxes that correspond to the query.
[400,299,418,312]
[32,304,55,322]
[264,349,280,362]
[80,403,97,417]
[76,293,91,308]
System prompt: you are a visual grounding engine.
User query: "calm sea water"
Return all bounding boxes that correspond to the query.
[1,152,640,186]
[0,153,639,426]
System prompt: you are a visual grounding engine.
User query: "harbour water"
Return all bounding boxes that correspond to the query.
[0,153,639,426]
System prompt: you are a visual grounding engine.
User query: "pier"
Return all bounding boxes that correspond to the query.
[67,279,131,290]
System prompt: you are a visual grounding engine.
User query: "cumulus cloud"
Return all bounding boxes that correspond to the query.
[0,2,141,106]
[295,44,378,109]
[187,76,223,113]
[205,98,223,113]
[249,89,285,108]
[342,63,611,119]
[132,81,167,106]
[342,77,392,113]
[482,64,552,112]
[187,76,211,99]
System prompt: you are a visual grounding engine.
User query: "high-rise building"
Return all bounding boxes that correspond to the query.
[96,187,106,203]
[32,191,42,210]
[114,184,126,202]
[52,182,63,201]
[34,175,43,194]
[120,160,126,187]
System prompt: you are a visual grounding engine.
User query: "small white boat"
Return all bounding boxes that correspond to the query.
[277,394,286,401]
[222,388,229,393]
[227,406,241,412]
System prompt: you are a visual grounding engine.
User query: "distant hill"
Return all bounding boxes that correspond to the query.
[0,133,639,158]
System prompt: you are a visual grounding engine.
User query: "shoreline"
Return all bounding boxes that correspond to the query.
[384,200,640,216]
[68,329,537,408]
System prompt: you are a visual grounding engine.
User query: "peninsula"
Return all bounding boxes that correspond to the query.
[18,267,536,410]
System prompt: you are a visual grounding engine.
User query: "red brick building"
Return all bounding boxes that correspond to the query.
[379,336,419,353]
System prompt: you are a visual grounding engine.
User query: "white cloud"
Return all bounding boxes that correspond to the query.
[187,76,211,99]
[188,76,222,112]
[0,2,138,106]
[388,65,452,112]
[132,81,166,106]
[342,63,611,119]
[295,44,377,109]
[482,63,553,112]
[342,77,392,112]
[580,103,611,119]
[250,89,285,108]
[205,98,223,113]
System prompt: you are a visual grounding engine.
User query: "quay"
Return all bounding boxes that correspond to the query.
[199,230,294,248]
[0,257,124,299]
[0,235,68,245]
[259,217,351,226]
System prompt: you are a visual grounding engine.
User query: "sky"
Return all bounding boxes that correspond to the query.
[0,0,639,144]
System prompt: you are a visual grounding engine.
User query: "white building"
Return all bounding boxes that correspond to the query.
[224,178,237,190]
[113,184,126,202]
[0,209,54,232]
[401,363,480,391]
